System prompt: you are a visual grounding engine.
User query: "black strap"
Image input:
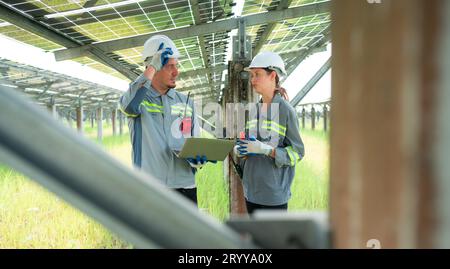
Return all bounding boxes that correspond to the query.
[256,101,272,141]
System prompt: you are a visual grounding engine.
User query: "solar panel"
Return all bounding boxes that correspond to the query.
[0,0,330,103]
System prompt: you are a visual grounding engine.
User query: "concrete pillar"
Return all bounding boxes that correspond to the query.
[97,106,103,141]
[330,0,450,248]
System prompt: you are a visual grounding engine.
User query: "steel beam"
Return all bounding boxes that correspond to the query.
[189,0,215,96]
[290,56,331,107]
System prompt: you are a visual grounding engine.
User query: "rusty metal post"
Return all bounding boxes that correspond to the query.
[223,18,256,216]
[76,101,83,134]
[224,61,249,216]
[331,0,450,248]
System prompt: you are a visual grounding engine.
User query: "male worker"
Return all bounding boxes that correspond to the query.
[119,35,210,205]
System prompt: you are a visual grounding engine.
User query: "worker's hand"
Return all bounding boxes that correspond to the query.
[233,145,245,158]
[237,136,273,156]
[187,155,216,169]
[150,43,173,71]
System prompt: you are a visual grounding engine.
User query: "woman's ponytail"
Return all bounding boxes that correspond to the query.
[274,87,289,101]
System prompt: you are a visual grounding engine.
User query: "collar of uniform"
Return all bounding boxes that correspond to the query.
[166,88,176,99]
[271,92,283,104]
[258,92,283,104]
[148,86,176,99]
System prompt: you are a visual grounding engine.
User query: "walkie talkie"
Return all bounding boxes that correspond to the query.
[239,110,250,140]
[180,92,191,135]
[244,110,249,139]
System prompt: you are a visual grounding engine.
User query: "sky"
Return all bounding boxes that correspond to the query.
[0,32,331,105]
[281,44,331,104]
[0,34,130,90]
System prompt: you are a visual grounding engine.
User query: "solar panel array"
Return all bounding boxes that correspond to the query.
[0,57,121,118]
[0,0,330,104]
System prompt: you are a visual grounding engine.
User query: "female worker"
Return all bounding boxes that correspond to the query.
[235,51,305,214]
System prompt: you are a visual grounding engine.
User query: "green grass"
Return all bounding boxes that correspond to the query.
[0,123,132,248]
[196,162,229,221]
[289,128,329,210]
[0,165,130,249]
[0,121,329,248]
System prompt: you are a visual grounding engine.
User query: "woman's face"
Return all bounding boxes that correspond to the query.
[249,68,276,95]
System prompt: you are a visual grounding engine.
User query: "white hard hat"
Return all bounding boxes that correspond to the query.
[141,34,181,61]
[245,51,287,77]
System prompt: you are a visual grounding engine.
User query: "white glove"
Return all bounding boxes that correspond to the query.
[148,47,173,71]
[237,136,273,156]
[233,145,245,158]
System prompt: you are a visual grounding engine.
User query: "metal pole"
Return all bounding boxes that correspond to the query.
[76,102,83,134]
[119,112,124,135]
[47,96,57,118]
[302,107,306,129]
[225,18,254,216]
[112,109,117,136]
[90,112,94,129]
[97,106,103,141]
[67,111,73,128]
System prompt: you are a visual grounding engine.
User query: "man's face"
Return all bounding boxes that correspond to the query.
[156,58,179,89]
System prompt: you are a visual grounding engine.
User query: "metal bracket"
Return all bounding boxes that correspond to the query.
[227,211,330,249]
[233,18,252,61]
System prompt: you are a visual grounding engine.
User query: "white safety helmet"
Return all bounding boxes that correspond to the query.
[245,51,287,77]
[141,34,180,61]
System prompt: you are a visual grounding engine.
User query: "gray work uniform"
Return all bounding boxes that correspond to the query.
[241,93,305,206]
[119,74,200,188]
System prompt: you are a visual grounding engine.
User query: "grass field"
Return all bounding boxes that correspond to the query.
[0,120,329,248]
